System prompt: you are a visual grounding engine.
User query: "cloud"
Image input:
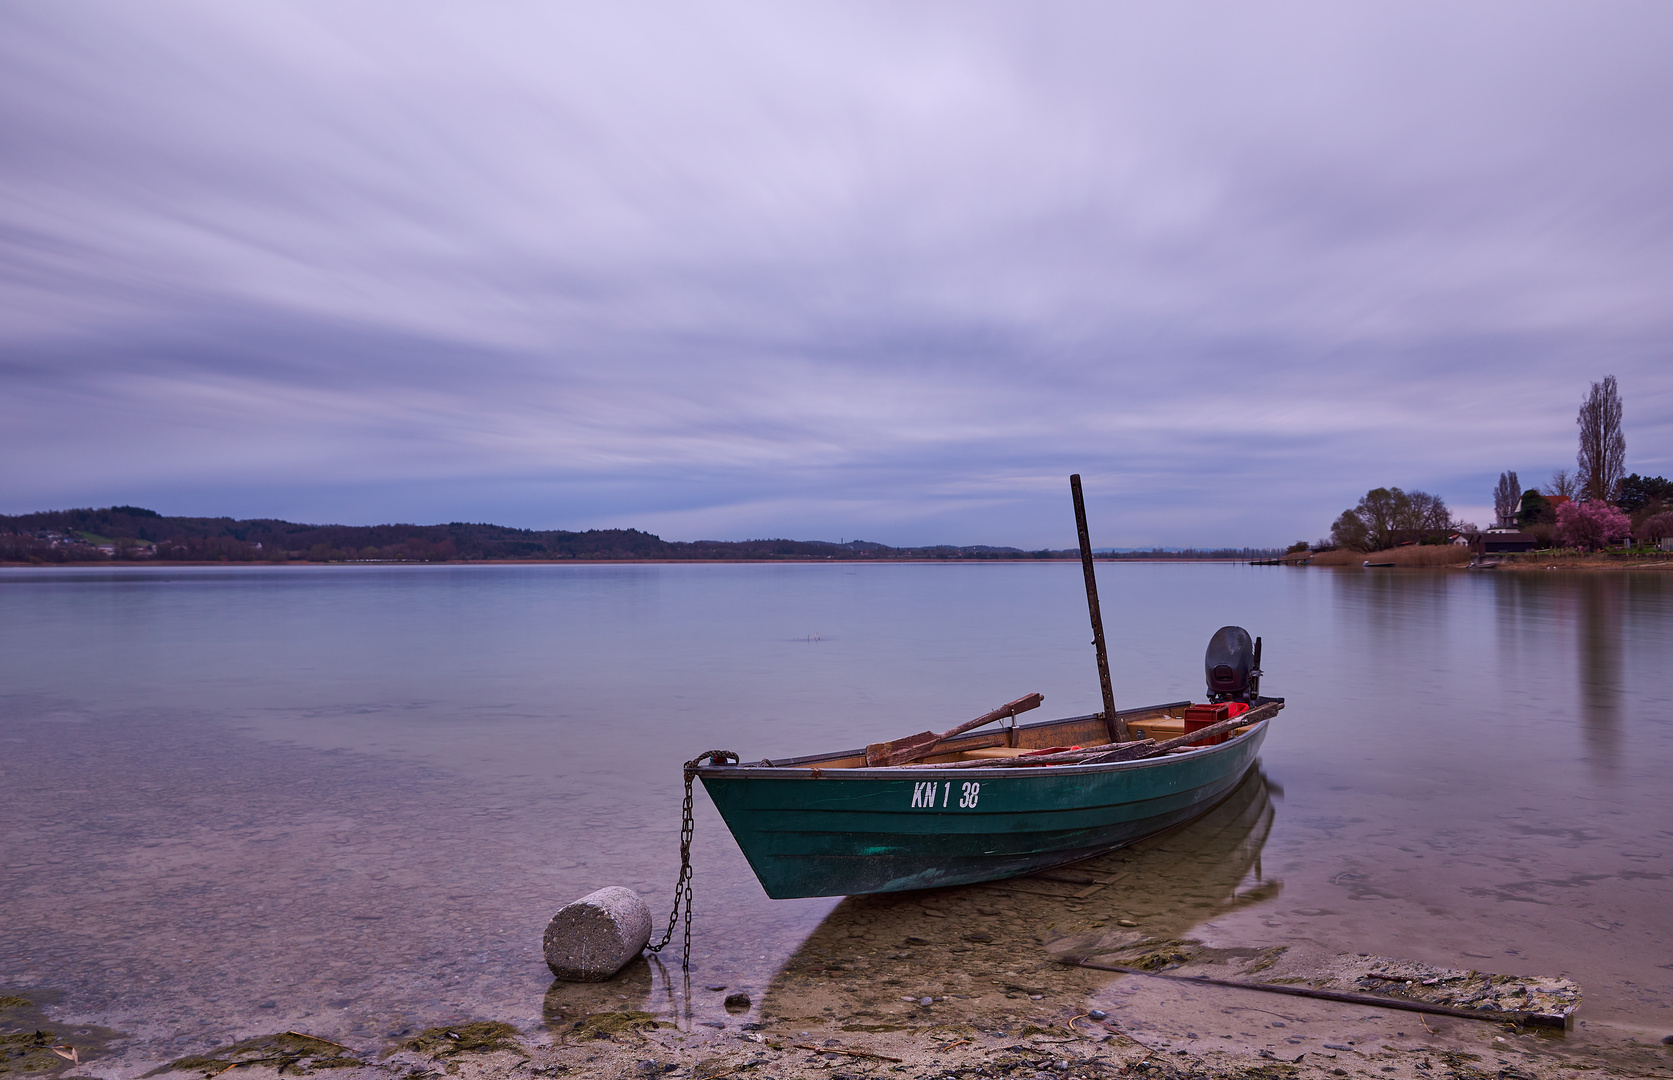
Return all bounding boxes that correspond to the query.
[2,2,1670,545]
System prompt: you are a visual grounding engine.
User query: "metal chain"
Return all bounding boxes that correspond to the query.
[647,750,736,970]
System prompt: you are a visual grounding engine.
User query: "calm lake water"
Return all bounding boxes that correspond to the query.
[2,562,1671,1060]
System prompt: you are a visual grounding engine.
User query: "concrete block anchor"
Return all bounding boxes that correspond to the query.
[542,886,652,981]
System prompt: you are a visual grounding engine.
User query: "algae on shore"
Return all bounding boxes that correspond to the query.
[0,992,124,1078]
[144,1032,367,1077]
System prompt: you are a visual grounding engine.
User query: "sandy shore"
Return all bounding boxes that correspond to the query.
[17,943,1663,1080]
[13,862,1671,1080]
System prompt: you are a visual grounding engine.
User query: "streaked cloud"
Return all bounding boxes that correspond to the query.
[2,2,1670,545]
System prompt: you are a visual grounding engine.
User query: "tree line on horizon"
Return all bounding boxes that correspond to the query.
[1318,375,1671,555]
[0,505,1282,565]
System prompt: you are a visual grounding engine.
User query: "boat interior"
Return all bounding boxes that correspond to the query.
[748,624,1278,771]
[763,700,1267,769]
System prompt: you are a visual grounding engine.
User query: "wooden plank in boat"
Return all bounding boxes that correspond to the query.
[1127,716,1188,740]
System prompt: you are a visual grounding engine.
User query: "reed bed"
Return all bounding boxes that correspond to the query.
[1308,545,1472,567]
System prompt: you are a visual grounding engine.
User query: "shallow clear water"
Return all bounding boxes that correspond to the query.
[2,562,1670,1057]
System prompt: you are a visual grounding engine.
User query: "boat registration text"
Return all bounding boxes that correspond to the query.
[909,780,980,809]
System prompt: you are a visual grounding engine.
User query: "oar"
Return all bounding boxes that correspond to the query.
[863,693,1044,767]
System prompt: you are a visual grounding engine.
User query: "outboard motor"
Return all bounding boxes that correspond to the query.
[1204,625,1261,704]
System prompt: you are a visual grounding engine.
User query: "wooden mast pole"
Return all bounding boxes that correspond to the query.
[1070,474,1126,743]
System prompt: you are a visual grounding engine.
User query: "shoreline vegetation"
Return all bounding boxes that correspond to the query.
[1303,546,1673,570]
[1,505,1283,565]
[2,505,1667,569]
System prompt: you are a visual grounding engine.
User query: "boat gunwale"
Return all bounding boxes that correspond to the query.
[720,702,1190,771]
[694,714,1272,781]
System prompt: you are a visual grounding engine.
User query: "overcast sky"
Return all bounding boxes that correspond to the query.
[2,3,1669,547]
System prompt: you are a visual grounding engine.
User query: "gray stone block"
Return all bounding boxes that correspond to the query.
[543,886,652,981]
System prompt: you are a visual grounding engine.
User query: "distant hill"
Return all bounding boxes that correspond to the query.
[0,505,1038,563]
[0,506,1279,564]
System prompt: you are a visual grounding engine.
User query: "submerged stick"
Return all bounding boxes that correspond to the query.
[1059,956,1571,1029]
[283,1032,355,1051]
[791,1044,903,1062]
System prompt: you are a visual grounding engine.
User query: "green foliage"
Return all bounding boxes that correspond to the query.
[1518,489,1553,526]
[1285,541,1309,554]
[1613,473,1673,512]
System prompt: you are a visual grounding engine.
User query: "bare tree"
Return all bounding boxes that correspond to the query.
[1407,490,1453,530]
[1542,468,1579,500]
[1492,471,1520,526]
[1576,375,1626,502]
[1330,487,1454,551]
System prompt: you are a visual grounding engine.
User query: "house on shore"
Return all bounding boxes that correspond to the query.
[1477,527,1538,553]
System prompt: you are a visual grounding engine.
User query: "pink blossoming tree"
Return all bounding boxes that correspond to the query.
[1554,500,1631,551]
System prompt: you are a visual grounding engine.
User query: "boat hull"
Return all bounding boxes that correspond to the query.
[697,721,1268,899]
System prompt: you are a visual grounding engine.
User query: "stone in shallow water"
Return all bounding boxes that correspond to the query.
[542,886,651,981]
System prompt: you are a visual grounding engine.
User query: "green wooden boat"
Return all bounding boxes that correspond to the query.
[695,702,1276,899]
[692,482,1284,902]
[695,620,1282,900]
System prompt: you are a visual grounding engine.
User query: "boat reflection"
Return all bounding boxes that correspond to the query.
[751,765,1278,1022]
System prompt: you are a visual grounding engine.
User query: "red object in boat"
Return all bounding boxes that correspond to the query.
[1183,702,1243,745]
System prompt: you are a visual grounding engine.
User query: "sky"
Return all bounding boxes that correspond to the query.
[2,3,1670,548]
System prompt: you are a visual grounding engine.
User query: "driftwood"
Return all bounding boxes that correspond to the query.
[863,693,1044,767]
[1060,955,1570,1029]
[790,1044,903,1063]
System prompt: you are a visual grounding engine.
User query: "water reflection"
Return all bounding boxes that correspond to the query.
[542,957,656,1029]
[744,768,1277,1023]
[1578,576,1624,768]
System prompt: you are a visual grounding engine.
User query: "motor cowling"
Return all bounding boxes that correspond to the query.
[1204,625,1261,703]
